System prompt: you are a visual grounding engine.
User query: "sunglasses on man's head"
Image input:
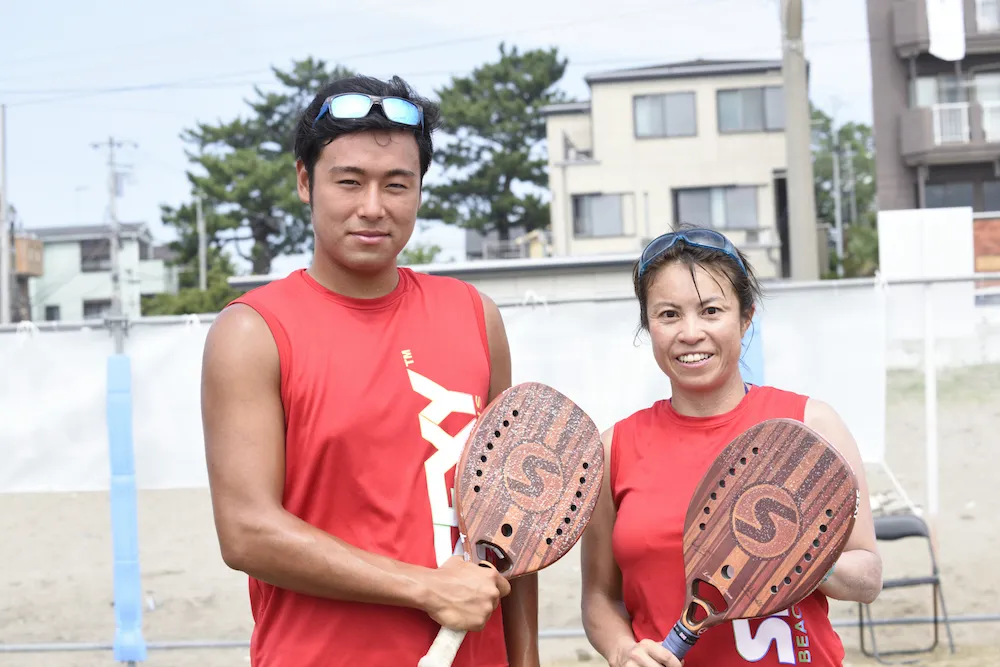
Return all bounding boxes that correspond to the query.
[312,93,424,130]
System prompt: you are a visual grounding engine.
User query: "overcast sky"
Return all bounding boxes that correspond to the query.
[1,0,873,272]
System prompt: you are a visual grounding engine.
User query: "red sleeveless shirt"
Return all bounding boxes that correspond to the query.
[611,386,846,666]
[229,267,508,667]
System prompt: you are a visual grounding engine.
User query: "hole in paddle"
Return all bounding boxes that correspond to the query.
[685,579,729,626]
[475,541,512,574]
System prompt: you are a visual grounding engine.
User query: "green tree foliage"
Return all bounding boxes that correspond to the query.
[148,58,353,314]
[420,43,569,241]
[399,243,443,266]
[811,105,879,277]
[141,248,243,316]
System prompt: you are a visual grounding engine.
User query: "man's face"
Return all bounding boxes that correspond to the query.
[297,129,422,275]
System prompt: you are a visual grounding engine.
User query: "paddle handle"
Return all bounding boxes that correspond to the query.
[418,627,467,667]
[661,620,698,660]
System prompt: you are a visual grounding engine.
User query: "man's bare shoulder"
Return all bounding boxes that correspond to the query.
[203,304,279,376]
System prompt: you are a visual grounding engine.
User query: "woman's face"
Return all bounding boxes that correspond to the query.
[645,260,750,394]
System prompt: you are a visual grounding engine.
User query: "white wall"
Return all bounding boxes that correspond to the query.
[545,70,787,279]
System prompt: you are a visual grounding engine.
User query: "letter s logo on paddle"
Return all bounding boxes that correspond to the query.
[731,484,801,559]
[503,443,564,513]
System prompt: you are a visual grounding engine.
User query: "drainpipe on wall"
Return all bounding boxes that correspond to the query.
[562,163,570,256]
[644,191,650,242]
[918,164,928,208]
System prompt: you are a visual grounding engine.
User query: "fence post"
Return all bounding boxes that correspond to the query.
[107,346,146,663]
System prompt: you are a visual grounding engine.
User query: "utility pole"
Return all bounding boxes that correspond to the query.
[844,143,859,225]
[832,140,844,277]
[92,137,136,353]
[780,0,820,281]
[92,134,146,667]
[0,104,10,325]
[195,192,206,291]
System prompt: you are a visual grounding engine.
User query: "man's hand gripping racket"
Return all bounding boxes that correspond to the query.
[661,418,860,661]
[418,382,605,667]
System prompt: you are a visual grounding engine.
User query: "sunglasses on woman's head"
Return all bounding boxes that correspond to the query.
[638,229,748,278]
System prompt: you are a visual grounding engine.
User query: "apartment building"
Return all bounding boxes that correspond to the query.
[868,0,1000,272]
[25,222,179,322]
[541,58,821,280]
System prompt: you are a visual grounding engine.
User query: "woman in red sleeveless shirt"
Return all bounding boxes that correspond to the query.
[580,227,883,667]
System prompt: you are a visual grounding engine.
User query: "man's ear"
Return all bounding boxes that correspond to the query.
[295,159,311,205]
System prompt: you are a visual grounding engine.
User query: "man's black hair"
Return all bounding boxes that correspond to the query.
[293,74,441,191]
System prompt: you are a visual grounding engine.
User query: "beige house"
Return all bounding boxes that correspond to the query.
[542,59,803,280]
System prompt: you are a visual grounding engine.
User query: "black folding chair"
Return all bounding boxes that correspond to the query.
[857,513,955,664]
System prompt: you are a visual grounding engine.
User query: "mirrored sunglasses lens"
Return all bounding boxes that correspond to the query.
[381,98,421,125]
[684,229,728,248]
[329,94,374,119]
[640,234,674,266]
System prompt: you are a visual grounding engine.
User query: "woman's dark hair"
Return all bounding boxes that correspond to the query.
[632,224,763,332]
[293,74,442,192]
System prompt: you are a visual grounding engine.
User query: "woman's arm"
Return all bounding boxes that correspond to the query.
[580,428,680,667]
[804,398,884,604]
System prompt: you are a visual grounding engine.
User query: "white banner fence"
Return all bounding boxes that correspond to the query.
[2,273,999,660]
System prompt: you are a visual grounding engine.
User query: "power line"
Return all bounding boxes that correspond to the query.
[1,0,728,107]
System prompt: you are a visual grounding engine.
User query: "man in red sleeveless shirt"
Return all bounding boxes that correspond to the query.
[200,74,539,667]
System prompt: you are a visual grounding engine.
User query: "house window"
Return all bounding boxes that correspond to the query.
[44,305,60,321]
[634,92,697,138]
[80,238,111,272]
[717,86,785,133]
[572,193,624,238]
[83,298,112,320]
[912,74,971,107]
[674,186,759,229]
[984,181,1000,211]
[925,182,974,208]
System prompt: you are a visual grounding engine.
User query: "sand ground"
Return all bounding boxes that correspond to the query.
[2,364,998,666]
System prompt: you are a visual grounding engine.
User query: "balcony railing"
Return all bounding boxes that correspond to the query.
[900,101,1000,165]
[977,0,1000,32]
[983,101,1000,141]
[932,103,971,145]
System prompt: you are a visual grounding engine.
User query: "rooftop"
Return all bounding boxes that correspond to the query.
[24,222,151,241]
[540,59,788,115]
[583,58,784,85]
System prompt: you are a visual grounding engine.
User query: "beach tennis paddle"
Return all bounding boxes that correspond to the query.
[661,418,860,660]
[417,382,604,667]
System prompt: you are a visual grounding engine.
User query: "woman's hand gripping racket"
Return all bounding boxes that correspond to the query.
[661,418,860,660]
[418,382,604,667]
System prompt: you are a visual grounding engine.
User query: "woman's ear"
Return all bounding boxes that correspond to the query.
[741,305,756,337]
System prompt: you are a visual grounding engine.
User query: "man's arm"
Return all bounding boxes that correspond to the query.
[479,292,540,667]
[201,303,510,630]
[804,398,883,605]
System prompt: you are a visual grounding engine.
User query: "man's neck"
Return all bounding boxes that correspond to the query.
[668,375,748,418]
[307,258,400,300]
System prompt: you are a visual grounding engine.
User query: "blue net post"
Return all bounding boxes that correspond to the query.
[107,354,147,663]
[740,314,765,386]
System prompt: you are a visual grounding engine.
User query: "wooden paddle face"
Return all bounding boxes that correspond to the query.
[678,418,859,635]
[453,382,603,578]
